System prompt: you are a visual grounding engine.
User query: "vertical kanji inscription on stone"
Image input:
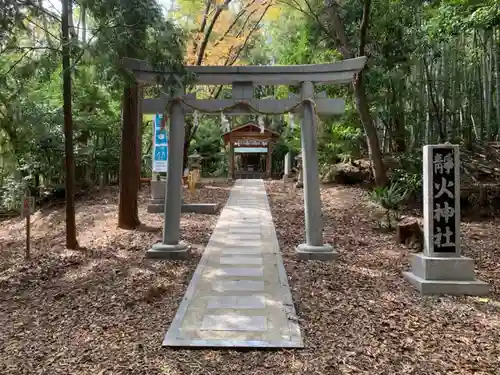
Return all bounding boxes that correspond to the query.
[429,146,459,254]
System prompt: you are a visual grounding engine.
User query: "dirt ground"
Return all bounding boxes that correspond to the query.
[0,181,499,375]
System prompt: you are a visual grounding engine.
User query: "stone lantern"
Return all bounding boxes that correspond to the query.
[188,152,203,171]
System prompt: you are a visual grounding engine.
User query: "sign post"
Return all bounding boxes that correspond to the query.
[403,144,489,295]
[21,195,34,260]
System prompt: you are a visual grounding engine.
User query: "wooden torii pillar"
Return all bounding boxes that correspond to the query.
[122,57,367,261]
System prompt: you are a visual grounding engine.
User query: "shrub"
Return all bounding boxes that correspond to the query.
[370,182,408,228]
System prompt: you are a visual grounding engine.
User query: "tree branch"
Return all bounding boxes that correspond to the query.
[213,85,223,98]
[323,0,353,58]
[192,0,213,59]
[358,0,371,56]
[21,0,61,22]
[213,0,257,47]
[68,0,77,40]
[234,8,258,39]
[227,4,270,66]
[1,49,33,77]
[300,0,338,45]
[199,0,214,33]
[24,16,61,42]
[196,0,233,66]
[37,0,56,47]
[0,45,60,55]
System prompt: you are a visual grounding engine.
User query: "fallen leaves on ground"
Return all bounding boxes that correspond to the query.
[1,180,499,374]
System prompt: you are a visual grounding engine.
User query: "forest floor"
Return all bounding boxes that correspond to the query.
[1,181,500,374]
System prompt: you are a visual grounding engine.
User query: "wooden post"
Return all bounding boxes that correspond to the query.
[25,213,30,260]
[229,141,235,180]
[22,196,32,260]
[266,142,273,178]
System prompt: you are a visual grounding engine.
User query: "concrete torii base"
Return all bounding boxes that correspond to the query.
[403,253,489,296]
[296,243,339,261]
[146,242,189,260]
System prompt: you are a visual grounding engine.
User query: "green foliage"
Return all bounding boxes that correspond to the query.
[318,121,363,164]
[0,0,185,212]
[370,182,408,228]
[390,153,423,199]
[371,182,408,211]
[189,117,226,177]
[0,175,27,212]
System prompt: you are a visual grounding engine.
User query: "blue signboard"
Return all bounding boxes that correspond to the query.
[153,113,168,172]
[234,147,268,153]
[155,146,168,161]
[155,113,168,145]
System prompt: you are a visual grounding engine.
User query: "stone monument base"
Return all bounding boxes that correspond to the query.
[296,243,338,261]
[403,253,489,296]
[146,241,189,260]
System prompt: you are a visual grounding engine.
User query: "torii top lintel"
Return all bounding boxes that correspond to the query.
[121,57,367,86]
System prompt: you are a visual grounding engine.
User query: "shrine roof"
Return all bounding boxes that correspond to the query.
[223,122,279,136]
[222,123,280,145]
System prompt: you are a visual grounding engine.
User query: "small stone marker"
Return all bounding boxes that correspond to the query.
[284,152,291,181]
[403,144,489,295]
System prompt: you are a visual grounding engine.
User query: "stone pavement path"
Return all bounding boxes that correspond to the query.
[163,179,303,348]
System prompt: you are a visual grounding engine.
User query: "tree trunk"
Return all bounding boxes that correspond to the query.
[494,27,500,140]
[342,0,387,186]
[390,79,406,152]
[118,83,141,229]
[62,0,78,249]
[353,71,388,186]
[183,116,193,170]
[137,85,143,192]
[183,138,190,171]
[81,6,87,43]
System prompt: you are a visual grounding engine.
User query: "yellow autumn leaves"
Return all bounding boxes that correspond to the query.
[173,0,282,66]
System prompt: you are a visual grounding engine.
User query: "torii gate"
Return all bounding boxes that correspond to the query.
[122,57,367,260]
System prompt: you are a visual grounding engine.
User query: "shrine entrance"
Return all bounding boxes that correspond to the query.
[122,55,367,259]
[222,122,279,180]
[123,55,368,349]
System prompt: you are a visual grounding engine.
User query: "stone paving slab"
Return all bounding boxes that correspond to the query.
[163,179,303,348]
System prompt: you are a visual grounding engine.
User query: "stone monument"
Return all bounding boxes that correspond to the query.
[403,144,489,295]
[188,152,202,171]
[188,152,202,187]
[295,152,303,188]
[149,174,167,213]
[283,152,292,182]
